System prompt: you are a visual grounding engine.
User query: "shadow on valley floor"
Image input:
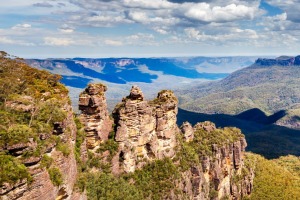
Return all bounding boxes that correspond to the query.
[177,108,300,159]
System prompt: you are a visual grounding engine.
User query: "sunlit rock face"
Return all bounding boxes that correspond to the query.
[78,83,113,149]
[112,86,178,173]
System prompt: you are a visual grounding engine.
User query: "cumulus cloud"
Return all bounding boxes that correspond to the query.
[184,27,259,44]
[181,3,257,23]
[104,39,123,46]
[123,0,174,9]
[265,0,300,22]
[58,24,75,33]
[0,36,35,46]
[44,37,74,46]
[11,24,32,29]
[153,27,169,34]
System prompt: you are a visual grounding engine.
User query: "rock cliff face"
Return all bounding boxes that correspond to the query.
[75,85,252,199]
[112,86,178,173]
[1,98,78,200]
[78,83,113,149]
[255,55,300,66]
[177,123,253,199]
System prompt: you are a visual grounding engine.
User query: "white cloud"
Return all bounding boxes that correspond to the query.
[182,3,257,22]
[58,24,75,33]
[153,27,168,34]
[104,39,123,46]
[11,24,32,30]
[0,36,35,46]
[44,37,75,46]
[184,27,259,43]
[123,0,175,9]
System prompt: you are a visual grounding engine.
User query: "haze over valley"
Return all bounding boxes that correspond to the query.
[2,0,300,199]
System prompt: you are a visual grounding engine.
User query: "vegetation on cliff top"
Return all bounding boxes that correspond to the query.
[0,52,70,186]
[77,125,245,200]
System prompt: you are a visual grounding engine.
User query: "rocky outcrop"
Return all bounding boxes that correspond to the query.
[255,55,300,66]
[1,102,79,200]
[78,83,113,149]
[177,123,254,200]
[112,86,178,173]
[180,122,194,142]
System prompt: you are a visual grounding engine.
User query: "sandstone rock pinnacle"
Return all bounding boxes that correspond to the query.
[78,83,112,149]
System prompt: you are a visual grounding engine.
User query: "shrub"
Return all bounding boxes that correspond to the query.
[40,155,53,169]
[56,142,70,157]
[81,172,142,200]
[48,167,63,186]
[2,124,34,145]
[0,154,31,185]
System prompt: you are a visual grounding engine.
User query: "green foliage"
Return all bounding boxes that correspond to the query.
[273,155,300,177]
[74,116,86,171]
[36,98,67,124]
[78,172,142,200]
[176,126,243,170]
[96,135,119,159]
[178,65,300,115]
[123,158,180,199]
[0,53,72,191]
[48,167,63,186]
[1,124,34,146]
[56,141,70,157]
[209,188,218,199]
[40,155,53,169]
[0,154,31,185]
[245,153,300,200]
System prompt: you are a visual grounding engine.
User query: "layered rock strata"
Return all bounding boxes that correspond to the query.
[78,83,112,149]
[177,123,253,200]
[112,86,178,173]
[1,100,78,200]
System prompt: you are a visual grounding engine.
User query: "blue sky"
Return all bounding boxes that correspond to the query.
[0,0,299,58]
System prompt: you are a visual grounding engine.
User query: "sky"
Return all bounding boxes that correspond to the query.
[0,0,300,58]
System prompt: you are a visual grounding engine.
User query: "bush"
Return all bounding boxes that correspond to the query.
[81,172,142,200]
[0,154,31,185]
[40,155,53,169]
[1,124,34,145]
[56,142,70,157]
[97,138,119,159]
[48,167,63,186]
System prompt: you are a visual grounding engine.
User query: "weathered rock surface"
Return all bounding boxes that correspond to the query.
[177,123,254,200]
[180,122,194,142]
[78,83,113,149]
[1,99,79,200]
[112,86,178,173]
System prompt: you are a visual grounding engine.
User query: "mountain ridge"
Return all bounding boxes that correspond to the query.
[177,55,300,130]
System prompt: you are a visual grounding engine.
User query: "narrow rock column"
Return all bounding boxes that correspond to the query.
[78,83,112,149]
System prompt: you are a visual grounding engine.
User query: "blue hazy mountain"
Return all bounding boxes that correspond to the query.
[26,57,256,89]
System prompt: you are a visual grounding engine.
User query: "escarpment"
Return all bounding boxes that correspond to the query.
[0,53,254,200]
[77,84,254,199]
[0,54,79,200]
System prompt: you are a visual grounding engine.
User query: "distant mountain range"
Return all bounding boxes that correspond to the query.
[177,56,300,130]
[26,56,256,110]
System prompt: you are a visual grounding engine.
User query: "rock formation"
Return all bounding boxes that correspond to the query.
[1,81,254,200]
[78,83,113,149]
[112,86,178,173]
[255,55,300,66]
[109,86,253,200]
[177,123,253,200]
[1,98,79,200]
